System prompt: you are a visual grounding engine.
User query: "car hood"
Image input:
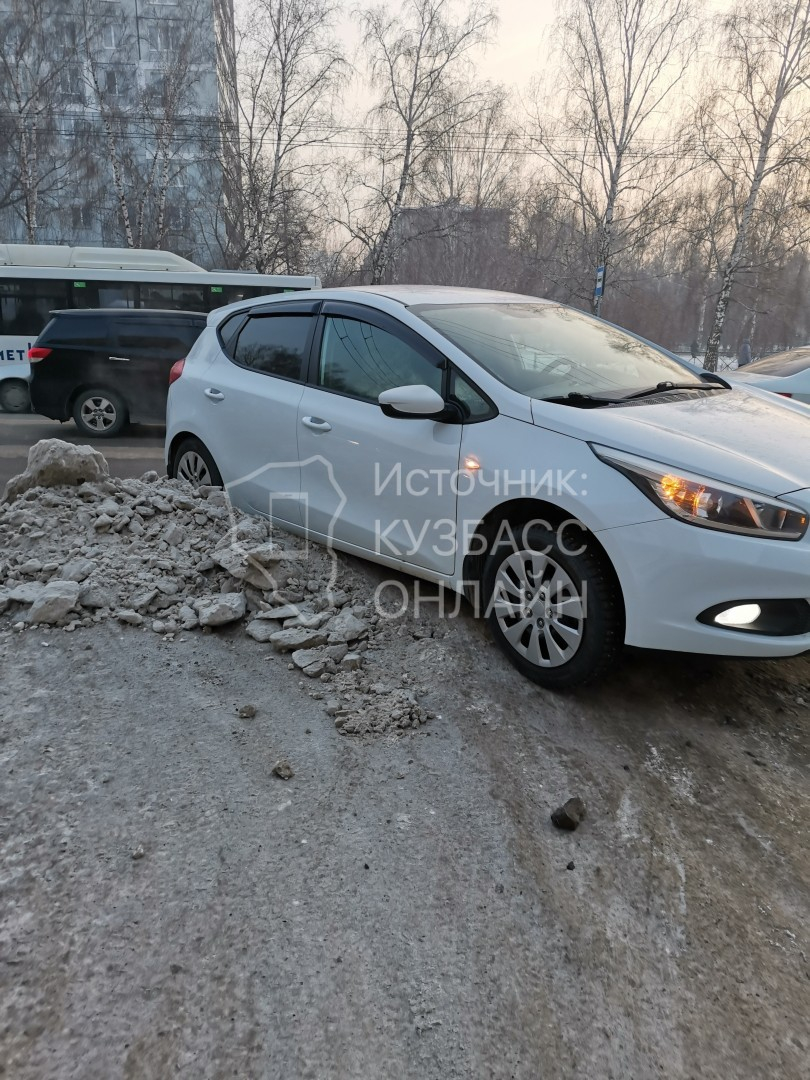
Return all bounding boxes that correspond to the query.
[724,370,784,388]
[530,388,810,497]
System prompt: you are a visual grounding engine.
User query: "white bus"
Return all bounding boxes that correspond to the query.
[0,244,320,412]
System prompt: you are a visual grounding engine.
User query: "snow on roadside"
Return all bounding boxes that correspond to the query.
[0,439,440,736]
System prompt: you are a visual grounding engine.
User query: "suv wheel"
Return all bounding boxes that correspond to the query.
[0,379,30,413]
[73,389,127,438]
[482,522,623,690]
[171,437,223,487]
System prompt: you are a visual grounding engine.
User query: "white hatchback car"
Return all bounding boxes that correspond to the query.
[166,286,810,689]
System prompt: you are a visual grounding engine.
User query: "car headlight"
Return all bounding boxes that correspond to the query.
[592,445,808,541]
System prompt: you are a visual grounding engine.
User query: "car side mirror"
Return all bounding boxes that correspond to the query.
[378,384,447,418]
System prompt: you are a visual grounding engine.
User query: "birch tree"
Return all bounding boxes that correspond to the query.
[224,0,345,272]
[419,86,518,210]
[0,0,83,241]
[697,0,810,371]
[530,0,698,316]
[79,0,210,251]
[347,0,496,283]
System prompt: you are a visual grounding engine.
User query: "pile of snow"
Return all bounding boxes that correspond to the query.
[0,440,436,735]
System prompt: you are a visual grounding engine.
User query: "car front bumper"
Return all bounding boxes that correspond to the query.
[598,498,810,656]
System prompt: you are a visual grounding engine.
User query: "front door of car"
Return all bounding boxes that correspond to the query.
[297,304,463,576]
[199,304,318,524]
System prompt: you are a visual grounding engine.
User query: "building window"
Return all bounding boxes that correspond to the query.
[145,67,170,98]
[103,67,122,95]
[58,66,84,103]
[101,24,119,49]
[165,205,191,232]
[146,19,183,54]
[72,205,96,231]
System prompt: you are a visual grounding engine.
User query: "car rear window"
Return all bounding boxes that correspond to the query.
[38,315,110,347]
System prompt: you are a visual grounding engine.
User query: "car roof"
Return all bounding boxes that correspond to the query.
[206,284,553,325]
[341,284,551,307]
[49,308,206,319]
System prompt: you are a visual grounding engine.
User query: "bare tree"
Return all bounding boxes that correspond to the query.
[697,0,810,371]
[419,85,518,210]
[79,0,212,252]
[222,0,345,272]
[0,0,84,241]
[344,0,496,283]
[530,0,698,315]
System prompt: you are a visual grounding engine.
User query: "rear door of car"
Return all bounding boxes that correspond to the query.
[113,315,204,423]
[198,299,320,524]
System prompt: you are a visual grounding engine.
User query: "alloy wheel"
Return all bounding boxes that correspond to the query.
[80,396,117,432]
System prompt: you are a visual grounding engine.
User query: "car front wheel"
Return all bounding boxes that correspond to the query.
[72,389,127,438]
[482,522,623,690]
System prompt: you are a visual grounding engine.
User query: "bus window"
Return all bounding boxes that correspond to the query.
[209,284,284,308]
[70,282,138,309]
[0,280,69,335]
[140,284,206,311]
[97,283,138,308]
[174,286,206,311]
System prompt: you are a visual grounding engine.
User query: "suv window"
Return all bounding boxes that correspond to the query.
[39,315,110,347]
[232,314,312,379]
[115,318,203,354]
[318,317,443,401]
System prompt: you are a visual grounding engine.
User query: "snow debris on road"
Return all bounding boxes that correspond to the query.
[0,440,438,735]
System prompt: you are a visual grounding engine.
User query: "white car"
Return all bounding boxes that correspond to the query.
[726,347,810,403]
[165,287,810,689]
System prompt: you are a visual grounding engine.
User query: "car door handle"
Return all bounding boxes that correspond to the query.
[109,355,131,362]
[204,387,225,402]
[302,416,331,432]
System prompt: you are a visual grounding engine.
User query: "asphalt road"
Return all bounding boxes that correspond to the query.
[0,413,166,489]
[2,611,809,1079]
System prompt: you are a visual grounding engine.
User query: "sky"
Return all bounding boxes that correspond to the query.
[324,0,734,115]
[339,0,558,102]
[234,0,736,118]
[451,0,557,89]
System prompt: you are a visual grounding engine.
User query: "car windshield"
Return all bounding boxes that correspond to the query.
[412,302,704,400]
[744,348,810,376]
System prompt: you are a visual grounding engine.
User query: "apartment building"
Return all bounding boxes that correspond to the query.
[0,0,238,266]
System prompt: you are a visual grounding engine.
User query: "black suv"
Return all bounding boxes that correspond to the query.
[29,309,206,437]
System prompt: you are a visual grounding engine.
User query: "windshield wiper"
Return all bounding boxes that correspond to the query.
[623,380,727,400]
[539,377,730,408]
[539,392,625,407]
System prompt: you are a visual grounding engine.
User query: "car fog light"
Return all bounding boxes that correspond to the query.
[714,603,762,627]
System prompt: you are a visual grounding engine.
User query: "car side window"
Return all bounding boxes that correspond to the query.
[46,316,109,347]
[449,369,496,421]
[116,320,202,355]
[318,317,443,402]
[232,315,312,380]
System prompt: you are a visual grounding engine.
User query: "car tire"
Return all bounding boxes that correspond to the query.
[171,437,223,488]
[72,389,128,438]
[0,378,31,413]
[482,521,623,690]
